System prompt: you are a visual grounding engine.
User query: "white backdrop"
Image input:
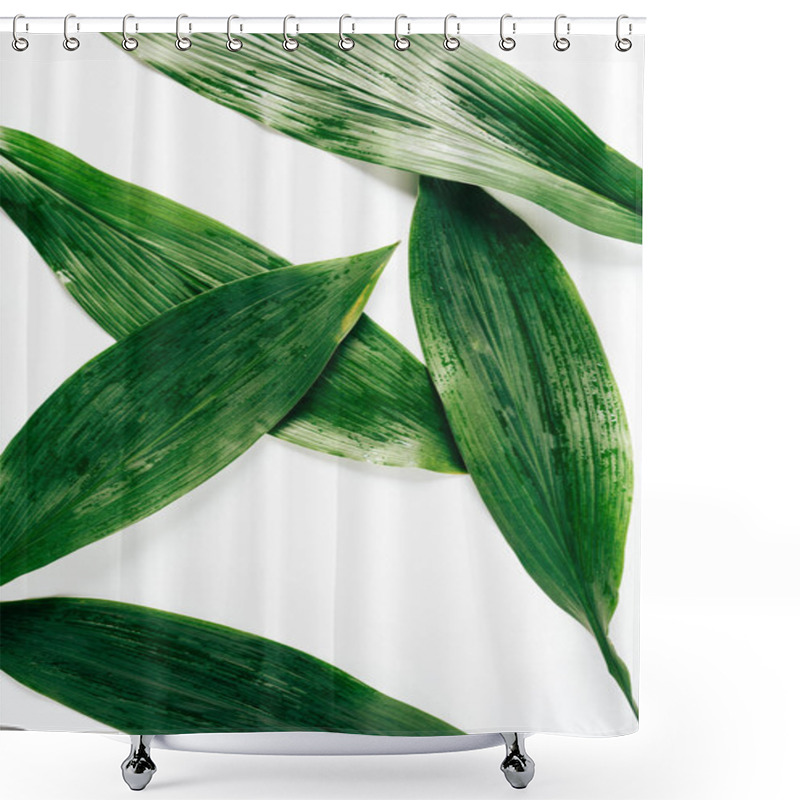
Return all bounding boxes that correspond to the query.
[1,1,798,799]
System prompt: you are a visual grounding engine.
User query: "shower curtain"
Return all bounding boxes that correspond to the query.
[0,27,644,739]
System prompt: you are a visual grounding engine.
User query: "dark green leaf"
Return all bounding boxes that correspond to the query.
[409,178,637,716]
[0,246,393,585]
[0,128,287,338]
[109,34,642,243]
[0,597,463,735]
[0,127,464,473]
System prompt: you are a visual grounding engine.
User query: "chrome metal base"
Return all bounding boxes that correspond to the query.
[500,733,535,789]
[115,731,532,790]
[121,735,156,791]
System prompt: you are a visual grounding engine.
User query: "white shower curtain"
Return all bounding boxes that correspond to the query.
[0,24,643,738]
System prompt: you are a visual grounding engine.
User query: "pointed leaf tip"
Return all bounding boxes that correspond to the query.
[0,249,394,585]
[0,597,464,735]
[110,34,642,242]
[410,179,636,715]
[0,131,463,473]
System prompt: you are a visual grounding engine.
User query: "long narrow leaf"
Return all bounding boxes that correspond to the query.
[109,34,642,243]
[0,597,463,735]
[0,127,464,473]
[409,179,637,716]
[0,246,393,586]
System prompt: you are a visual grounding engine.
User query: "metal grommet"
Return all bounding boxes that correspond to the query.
[175,13,192,50]
[499,14,516,51]
[226,15,243,51]
[283,15,299,51]
[394,15,410,51]
[338,14,355,50]
[121,14,138,51]
[12,14,29,51]
[63,13,80,51]
[443,13,460,51]
[553,14,570,51]
[615,14,632,51]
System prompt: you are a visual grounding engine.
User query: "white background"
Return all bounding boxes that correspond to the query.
[1,1,798,799]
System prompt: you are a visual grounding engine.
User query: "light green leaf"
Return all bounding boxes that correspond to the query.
[272,315,464,469]
[409,179,637,716]
[109,34,642,243]
[0,126,464,473]
[0,246,393,586]
[0,597,463,735]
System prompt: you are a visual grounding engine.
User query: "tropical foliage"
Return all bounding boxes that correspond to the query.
[0,33,641,730]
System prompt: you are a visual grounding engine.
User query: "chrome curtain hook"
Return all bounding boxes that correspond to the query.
[227,15,243,51]
[394,14,410,51]
[443,14,460,51]
[554,14,570,51]
[283,15,299,51]
[12,14,29,51]
[442,14,461,53]
[175,13,192,50]
[615,14,632,51]
[122,14,138,51]
[339,14,355,50]
[499,14,516,51]
[63,13,80,51]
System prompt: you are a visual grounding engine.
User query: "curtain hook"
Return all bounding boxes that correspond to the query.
[63,13,80,51]
[283,15,299,51]
[553,14,570,51]
[394,15,410,51]
[615,14,632,51]
[338,14,355,50]
[175,14,192,50]
[227,15,243,51]
[443,14,460,51]
[12,14,29,51]
[499,14,516,51]
[122,14,138,51]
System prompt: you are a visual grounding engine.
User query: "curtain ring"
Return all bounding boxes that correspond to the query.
[175,14,192,50]
[283,15,299,51]
[227,15,243,51]
[121,14,138,51]
[63,13,80,51]
[615,14,632,51]
[12,14,29,51]
[339,14,355,50]
[553,14,570,51]
[499,14,515,51]
[443,14,460,51]
[394,15,410,51]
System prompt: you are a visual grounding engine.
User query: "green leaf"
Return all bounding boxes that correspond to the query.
[0,246,393,586]
[0,597,463,735]
[409,179,637,716]
[108,34,642,243]
[0,127,464,473]
[272,315,464,469]
[0,129,288,338]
